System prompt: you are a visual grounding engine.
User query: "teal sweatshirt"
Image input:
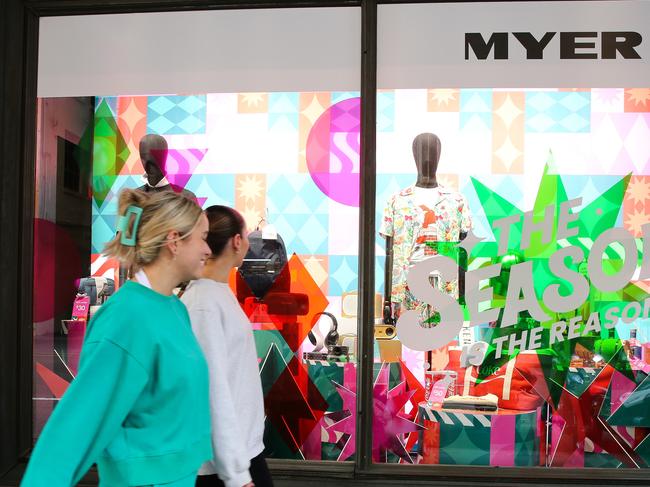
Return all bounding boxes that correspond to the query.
[22,281,213,486]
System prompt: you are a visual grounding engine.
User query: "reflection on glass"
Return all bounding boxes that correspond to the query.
[33,91,362,462]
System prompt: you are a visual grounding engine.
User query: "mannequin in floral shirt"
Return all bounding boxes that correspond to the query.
[380,133,472,328]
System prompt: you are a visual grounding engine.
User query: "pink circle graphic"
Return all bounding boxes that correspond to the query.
[306,97,360,207]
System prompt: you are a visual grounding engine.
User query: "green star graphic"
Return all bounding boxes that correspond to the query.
[464,157,645,408]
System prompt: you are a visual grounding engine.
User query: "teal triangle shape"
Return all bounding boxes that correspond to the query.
[607,373,650,427]
[263,420,303,460]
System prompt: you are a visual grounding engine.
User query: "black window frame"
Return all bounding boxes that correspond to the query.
[1,0,647,485]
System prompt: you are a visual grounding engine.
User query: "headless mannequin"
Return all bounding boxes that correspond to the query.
[137,134,197,201]
[382,133,467,324]
[140,134,168,187]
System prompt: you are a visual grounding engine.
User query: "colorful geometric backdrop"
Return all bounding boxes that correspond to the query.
[34,88,650,467]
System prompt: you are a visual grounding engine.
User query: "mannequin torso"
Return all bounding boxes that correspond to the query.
[136,134,197,202]
[380,133,471,324]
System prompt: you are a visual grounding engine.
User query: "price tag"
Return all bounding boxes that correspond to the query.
[72,295,90,320]
[429,378,451,405]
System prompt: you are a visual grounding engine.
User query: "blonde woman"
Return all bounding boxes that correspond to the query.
[181,206,271,487]
[22,189,213,487]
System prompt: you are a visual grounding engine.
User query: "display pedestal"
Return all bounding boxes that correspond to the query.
[417,402,544,466]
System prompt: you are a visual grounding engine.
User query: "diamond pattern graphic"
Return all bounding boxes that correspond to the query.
[239,254,336,459]
[299,93,331,173]
[269,92,299,131]
[378,91,395,132]
[147,95,206,135]
[460,89,492,130]
[91,173,141,253]
[184,174,235,208]
[592,113,650,174]
[91,215,116,254]
[329,256,358,295]
[560,175,623,212]
[117,96,148,175]
[493,92,525,173]
[93,99,130,208]
[274,214,328,255]
[267,175,329,254]
[526,91,591,133]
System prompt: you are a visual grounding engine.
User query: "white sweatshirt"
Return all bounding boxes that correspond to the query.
[181,279,265,487]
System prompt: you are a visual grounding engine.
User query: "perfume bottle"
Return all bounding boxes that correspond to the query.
[629,328,642,359]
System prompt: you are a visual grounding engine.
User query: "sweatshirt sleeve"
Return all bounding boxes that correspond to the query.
[21,339,149,487]
[189,306,252,487]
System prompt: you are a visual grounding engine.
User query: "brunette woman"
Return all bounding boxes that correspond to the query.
[181,206,272,487]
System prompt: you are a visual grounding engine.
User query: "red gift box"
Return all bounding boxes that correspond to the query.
[447,349,545,411]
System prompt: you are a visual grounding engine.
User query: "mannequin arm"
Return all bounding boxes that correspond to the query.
[383,237,395,324]
[458,231,468,303]
[383,231,467,322]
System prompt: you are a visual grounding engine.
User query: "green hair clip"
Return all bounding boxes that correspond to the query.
[116,205,143,246]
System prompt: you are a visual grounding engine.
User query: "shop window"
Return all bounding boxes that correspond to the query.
[33,91,361,462]
[373,87,650,468]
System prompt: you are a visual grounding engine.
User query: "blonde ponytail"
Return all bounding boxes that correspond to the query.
[103,189,202,269]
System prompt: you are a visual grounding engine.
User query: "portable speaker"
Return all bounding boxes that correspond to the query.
[374,324,396,340]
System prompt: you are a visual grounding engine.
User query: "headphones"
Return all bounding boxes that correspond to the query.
[307,312,339,352]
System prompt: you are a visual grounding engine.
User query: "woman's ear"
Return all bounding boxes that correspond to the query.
[165,230,180,256]
[232,234,242,253]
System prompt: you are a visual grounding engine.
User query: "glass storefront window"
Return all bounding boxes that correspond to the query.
[33,90,363,461]
[32,7,362,467]
[373,87,650,467]
[372,0,650,470]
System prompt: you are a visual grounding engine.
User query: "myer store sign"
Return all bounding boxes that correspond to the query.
[465,31,642,60]
[378,0,650,88]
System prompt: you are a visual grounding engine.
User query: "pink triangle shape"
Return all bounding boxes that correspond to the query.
[610,370,637,415]
[164,148,208,191]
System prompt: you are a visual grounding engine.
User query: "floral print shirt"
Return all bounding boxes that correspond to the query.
[380,184,472,307]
